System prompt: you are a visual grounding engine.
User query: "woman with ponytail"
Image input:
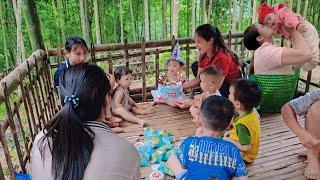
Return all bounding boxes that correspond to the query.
[182,24,241,98]
[31,63,140,180]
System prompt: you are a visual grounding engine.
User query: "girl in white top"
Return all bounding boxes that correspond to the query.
[31,63,141,180]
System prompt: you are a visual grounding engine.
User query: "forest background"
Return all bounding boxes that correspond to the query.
[0,0,319,72]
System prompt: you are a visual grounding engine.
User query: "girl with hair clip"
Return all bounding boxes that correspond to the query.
[31,64,141,180]
[182,24,241,98]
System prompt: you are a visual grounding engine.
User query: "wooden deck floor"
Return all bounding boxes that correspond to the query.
[118,104,308,180]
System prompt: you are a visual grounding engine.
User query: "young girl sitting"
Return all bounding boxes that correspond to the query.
[258,2,319,71]
[112,66,154,127]
[154,42,188,107]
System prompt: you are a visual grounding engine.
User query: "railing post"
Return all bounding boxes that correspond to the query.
[2,82,26,173]
[155,49,160,89]
[186,43,190,79]
[228,31,232,48]
[124,39,130,68]
[141,37,147,102]
[305,71,312,93]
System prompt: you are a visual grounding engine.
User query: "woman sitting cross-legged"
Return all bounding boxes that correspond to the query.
[31,63,141,180]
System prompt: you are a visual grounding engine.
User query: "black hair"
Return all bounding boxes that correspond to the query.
[231,79,262,112]
[200,95,235,131]
[243,25,261,50]
[201,66,222,77]
[114,65,133,81]
[40,63,110,180]
[65,36,88,52]
[195,24,239,65]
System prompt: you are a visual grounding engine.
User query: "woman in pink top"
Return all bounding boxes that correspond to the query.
[243,23,312,75]
[31,64,140,180]
[258,2,319,71]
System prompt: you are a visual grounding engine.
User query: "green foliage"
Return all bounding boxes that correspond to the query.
[0,0,320,72]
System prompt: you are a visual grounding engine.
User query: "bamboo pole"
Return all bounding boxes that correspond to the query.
[141,37,147,102]
[0,50,46,104]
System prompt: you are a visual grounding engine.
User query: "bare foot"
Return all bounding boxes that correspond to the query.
[304,161,320,179]
[298,150,307,157]
[138,119,146,127]
[112,127,125,133]
[143,107,155,114]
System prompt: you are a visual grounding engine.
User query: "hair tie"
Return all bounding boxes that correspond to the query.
[64,95,80,108]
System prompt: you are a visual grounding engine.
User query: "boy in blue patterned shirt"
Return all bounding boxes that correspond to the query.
[167,95,248,180]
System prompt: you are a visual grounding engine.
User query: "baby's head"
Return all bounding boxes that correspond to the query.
[229,79,262,112]
[167,58,184,77]
[258,2,276,28]
[65,36,89,65]
[200,66,222,93]
[199,95,235,132]
[114,66,133,88]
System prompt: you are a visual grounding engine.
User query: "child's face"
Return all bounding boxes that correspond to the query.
[200,74,217,92]
[263,13,277,28]
[228,86,241,110]
[118,73,132,88]
[66,46,88,65]
[167,60,182,76]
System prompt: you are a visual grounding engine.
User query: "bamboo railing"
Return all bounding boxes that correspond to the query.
[0,50,58,179]
[0,31,319,179]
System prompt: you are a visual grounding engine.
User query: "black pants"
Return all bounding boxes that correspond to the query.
[191,61,230,97]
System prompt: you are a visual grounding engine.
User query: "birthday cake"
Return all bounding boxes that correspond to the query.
[157,84,184,99]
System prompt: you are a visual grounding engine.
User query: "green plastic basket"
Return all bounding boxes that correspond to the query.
[248,71,299,113]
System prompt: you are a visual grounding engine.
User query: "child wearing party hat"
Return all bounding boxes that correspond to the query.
[258,1,319,71]
[154,42,188,107]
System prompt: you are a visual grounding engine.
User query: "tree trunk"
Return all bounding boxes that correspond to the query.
[172,0,179,38]
[144,0,149,40]
[55,0,66,44]
[252,0,258,24]
[203,0,207,23]
[93,0,101,44]
[79,0,90,42]
[206,0,212,24]
[12,0,25,63]
[0,1,10,68]
[192,0,196,35]
[296,0,301,13]
[119,0,124,43]
[303,0,309,18]
[238,0,244,31]
[231,0,237,32]
[162,0,167,39]
[129,0,137,42]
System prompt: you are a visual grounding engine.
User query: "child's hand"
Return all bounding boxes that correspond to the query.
[297,23,307,33]
[175,99,192,109]
[189,105,199,119]
[223,137,232,142]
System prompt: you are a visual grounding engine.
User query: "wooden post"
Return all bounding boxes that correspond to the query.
[228,31,232,48]
[24,84,39,133]
[141,37,147,102]
[14,102,30,159]
[305,71,312,93]
[57,44,62,66]
[124,39,129,68]
[155,49,159,89]
[0,124,15,178]
[108,53,113,74]
[34,57,49,123]
[18,72,34,139]
[186,43,190,79]
[2,82,26,173]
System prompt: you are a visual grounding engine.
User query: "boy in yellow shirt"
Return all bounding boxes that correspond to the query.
[224,79,262,163]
